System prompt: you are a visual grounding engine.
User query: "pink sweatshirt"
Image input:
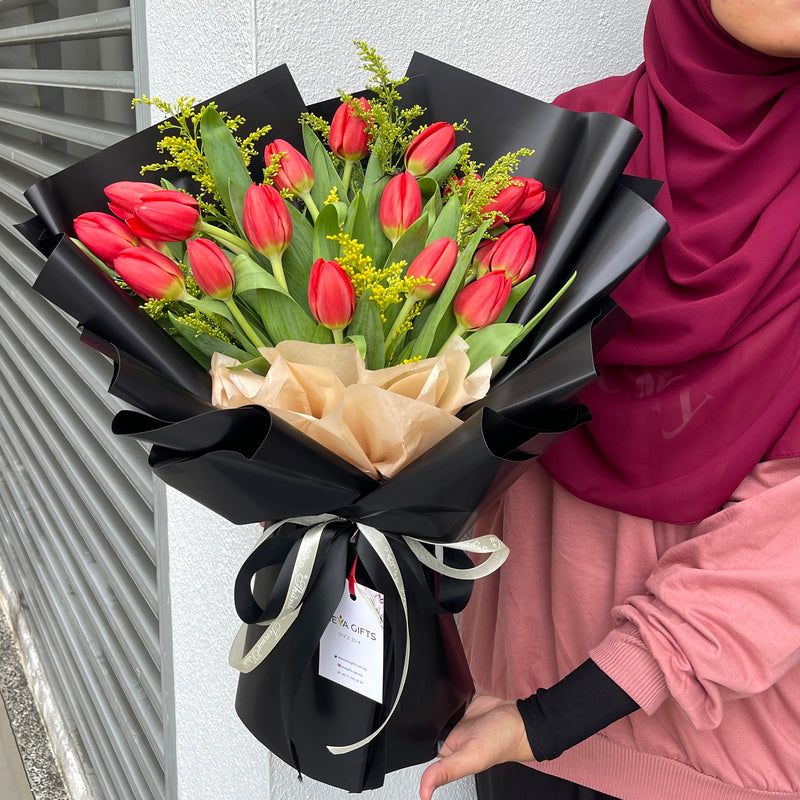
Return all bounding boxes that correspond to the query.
[461,457,800,799]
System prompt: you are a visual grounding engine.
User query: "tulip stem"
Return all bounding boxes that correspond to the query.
[332,328,345,345]
[341,161,354,196]
[200,222,253,255]
[384,295,417,353]
[437,324,468,356]
[268,255,289,292]
[300,192,319,221]
[225,299,266,350]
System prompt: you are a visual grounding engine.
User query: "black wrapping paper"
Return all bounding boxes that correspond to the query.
[20,54,668,791]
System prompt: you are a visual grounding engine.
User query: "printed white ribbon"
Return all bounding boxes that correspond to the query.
[228,513,509,755]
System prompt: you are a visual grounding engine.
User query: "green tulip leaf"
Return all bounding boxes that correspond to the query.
[165,241,185,262]
[168,312,259,364]
[331,201,348,226]
[344,334,367,361]
[231,254,289,296]
[347,294,384,369]
[312,202,342,262]
[227,178,248,239]
[394,337,417,366]
[426,143,468,188]
[257,288,316,344]
[362,150,384,195]
[464,323,522,373]
[410,218,492,360]
[302,124,347,209]
[420,181,443,232]
[181,296,266,357]
[345,191,373,260]
[182,295,233,321]
[385,214,428,272]
[418,176,440,211]
[507,271,577,353]
[427,194,461,244]
[201,105,253,223]
[496,274,537,323]
[311,324,335,344]
[283,204,314,312]
[365,175,391,268]
[429,305,458,356]
[226,356,270,375]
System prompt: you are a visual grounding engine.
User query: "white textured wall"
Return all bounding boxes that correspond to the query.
[145,2,649,799]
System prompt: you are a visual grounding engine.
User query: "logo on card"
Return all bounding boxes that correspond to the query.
[331,612,377,640]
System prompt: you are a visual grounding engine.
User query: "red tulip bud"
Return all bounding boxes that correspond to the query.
[379,171,422,244]
[406,237,458,300]
[481,177,546,224]
[265,138,314,196]
[329,97,372,162]
[453,271,512,330]
[114,247,186,301]
[187,239,235,300]
[472,238,497,277]
[127,190,201,242]
[404,122,456,177]
[308,258,356,331]
[488,224,537,284]
[105,181,163,220]
[242,183,292,259]
[505,178,546,223]
[73,211,138,264]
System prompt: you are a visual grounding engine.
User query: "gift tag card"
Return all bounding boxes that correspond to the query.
[319,581,384,704]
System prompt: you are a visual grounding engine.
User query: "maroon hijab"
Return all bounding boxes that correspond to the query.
[541,0,800,523]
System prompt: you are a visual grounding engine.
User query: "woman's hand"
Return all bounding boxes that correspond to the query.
[418,694,533,800]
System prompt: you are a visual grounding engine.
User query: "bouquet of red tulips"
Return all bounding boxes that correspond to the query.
[21,47,668,791]
[68,44,575,482]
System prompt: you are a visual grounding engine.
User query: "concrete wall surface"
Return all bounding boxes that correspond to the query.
[143,2,649,798]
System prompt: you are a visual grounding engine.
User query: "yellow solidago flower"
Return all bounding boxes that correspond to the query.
[328,233,430,322]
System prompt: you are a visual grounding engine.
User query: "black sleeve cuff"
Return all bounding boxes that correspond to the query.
[516,659,639,761]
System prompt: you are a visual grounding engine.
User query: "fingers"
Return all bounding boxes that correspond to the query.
[419,749,488,800]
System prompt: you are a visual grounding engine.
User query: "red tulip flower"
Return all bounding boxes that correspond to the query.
[406,237,458,300]
[453,271,512,331]
[265,138,314,196]
[329,97,372,163]
[472,238,497,277]
[488,223,537,284]
[308,258,356,338]
[380,171,422,245]
[105,181,163,220]
[482,177,546,225]
[186,239,267,350]
[404,122,456,177]
[242,183,292,261]
[127,190,201,242]
[73,211,138,264]
[114,247,186,301]
[505,177,546,223]
[187,239,235,300]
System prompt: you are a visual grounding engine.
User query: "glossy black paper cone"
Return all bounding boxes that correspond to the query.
[80,329,213,422]
[32,236,211,401]
[235,571,472,791]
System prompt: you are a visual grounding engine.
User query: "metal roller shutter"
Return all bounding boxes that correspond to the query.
[0,2,173,799]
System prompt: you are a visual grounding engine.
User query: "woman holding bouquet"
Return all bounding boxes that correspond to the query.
[421,0,800,798]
